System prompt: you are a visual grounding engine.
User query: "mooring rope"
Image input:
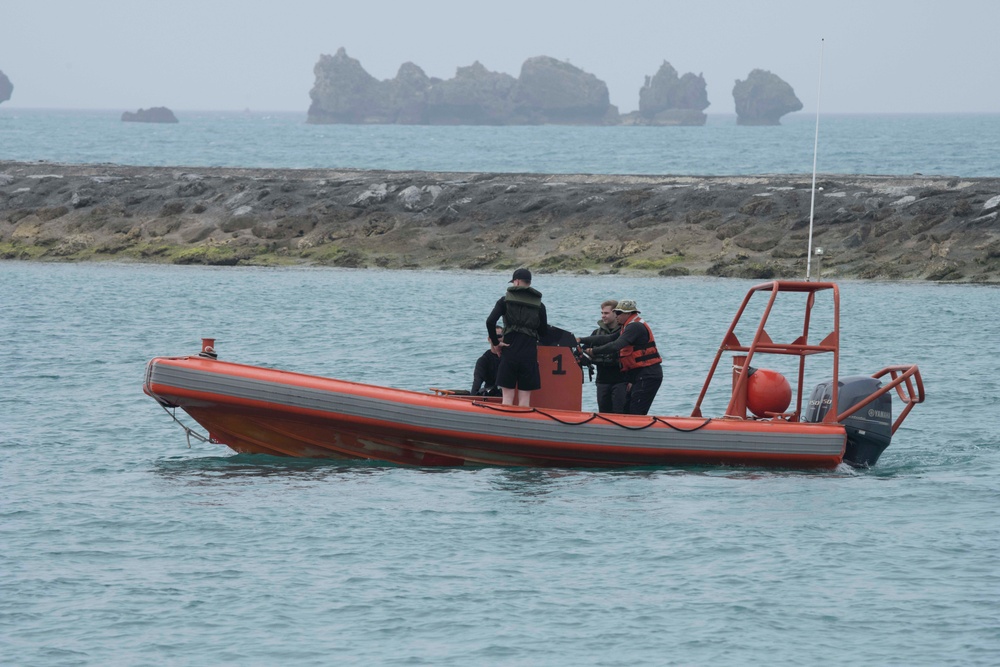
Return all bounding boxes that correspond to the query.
[473,401,535,414]
[160,404,211,448]
[592,413,659,430]
[652,416,714,432]
[531,408,600,426]
[472,402,713,432]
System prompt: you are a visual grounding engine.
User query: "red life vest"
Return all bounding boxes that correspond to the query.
[618,314,661,371]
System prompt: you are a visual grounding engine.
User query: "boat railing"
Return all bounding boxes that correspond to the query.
[692,280,840,421]
[835,363,926,434]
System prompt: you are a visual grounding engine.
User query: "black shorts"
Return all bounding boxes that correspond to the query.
[496,334,541,391]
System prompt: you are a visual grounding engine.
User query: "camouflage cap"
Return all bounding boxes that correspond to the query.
[613,299,640,314]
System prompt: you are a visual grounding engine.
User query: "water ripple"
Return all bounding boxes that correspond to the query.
[2,263,999,665]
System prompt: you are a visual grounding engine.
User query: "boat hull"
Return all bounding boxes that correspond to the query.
[144,356,847,469]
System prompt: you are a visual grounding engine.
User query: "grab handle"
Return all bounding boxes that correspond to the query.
[835,364,925,435]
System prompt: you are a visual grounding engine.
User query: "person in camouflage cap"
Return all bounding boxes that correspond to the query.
[577,298,662,415]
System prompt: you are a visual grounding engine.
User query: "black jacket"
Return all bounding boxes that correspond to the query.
[472,350,501,395]
[590,321,626,385]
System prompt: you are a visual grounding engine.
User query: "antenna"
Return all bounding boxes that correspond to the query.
[806,38,825,281]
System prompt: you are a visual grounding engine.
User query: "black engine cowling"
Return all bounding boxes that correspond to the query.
[804,375,892,467]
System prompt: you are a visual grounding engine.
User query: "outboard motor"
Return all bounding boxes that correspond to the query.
[804,375,892,467]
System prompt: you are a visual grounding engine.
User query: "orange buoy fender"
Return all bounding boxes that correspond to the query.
[746,368,792,418]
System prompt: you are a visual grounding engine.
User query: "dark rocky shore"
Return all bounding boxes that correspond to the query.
[2,160,998,282]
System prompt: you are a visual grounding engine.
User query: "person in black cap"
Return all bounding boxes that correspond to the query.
[577,298,662,415]
[485,268,548,406]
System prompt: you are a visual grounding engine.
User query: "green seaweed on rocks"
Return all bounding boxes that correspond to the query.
[170,244,243,265]
[625,256,684,272]
[0,241,46,259]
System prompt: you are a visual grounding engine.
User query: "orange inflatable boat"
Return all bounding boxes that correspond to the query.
[144,281,924,468]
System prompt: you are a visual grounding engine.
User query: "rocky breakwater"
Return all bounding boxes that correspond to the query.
[1,161,998,282]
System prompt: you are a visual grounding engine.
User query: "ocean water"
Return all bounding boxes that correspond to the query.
[2,262,999,665]
[1,108,999,177]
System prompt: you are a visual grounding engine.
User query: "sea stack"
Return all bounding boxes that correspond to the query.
[307,48,618,125]
[0,70,13,105]
[121,107,179,123]
[732,69,803,125]
[508,56,618,125]
[626,60,709,126]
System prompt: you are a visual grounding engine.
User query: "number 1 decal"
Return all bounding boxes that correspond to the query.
[552,353,566,375]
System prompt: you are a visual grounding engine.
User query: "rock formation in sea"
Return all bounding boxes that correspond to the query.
[0,70,12,105]
[424,61,515,125]
[390,62,439,124]
[508,56,618,124]
[306,49,396,123]
[623,61,709,126]
[307,48,617,125]
[732,69,803,125]
[121,107,179,123]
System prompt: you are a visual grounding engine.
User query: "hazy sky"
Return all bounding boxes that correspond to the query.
[2,0,998,114]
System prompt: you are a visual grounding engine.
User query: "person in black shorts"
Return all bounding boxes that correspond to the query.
[486,268,548,406]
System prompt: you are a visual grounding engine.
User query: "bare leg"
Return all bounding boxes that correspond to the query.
[516,390,532,407]
[501,387,517,405]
